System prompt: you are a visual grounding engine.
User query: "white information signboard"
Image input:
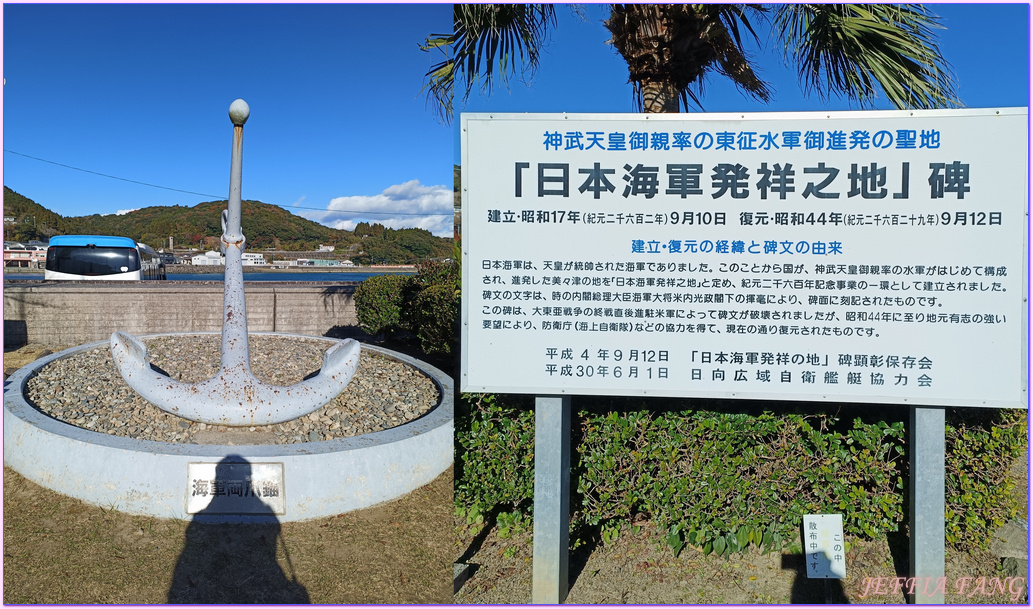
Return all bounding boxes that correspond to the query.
[461,109,1028,408]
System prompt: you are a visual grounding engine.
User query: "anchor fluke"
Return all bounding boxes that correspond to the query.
[320,337,361,379]
[111,330,150,375]
[111,331,361,426]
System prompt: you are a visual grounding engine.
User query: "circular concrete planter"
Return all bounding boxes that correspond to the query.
[3,333,453,522]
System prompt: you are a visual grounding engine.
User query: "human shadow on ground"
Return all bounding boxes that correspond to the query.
[782,553,850,603]
[167,455,310,604]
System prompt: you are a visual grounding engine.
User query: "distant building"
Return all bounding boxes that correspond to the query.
[242,253,266,266]
[309,258,340,266]
[191,251,225,266]
[3,248,45,267]
[317,244,335,252]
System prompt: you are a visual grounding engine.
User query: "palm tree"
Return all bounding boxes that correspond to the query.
[423,3,959,121]
[421,4,557,124]
[603,4,771,113]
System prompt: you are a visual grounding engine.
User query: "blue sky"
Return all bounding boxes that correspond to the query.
[2,3,455,237]
[454,3,1031,161]
[4,4,1028,241]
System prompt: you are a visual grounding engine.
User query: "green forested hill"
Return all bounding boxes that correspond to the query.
[3,187,75,239]
[3,186,452,263]
[65,199,345,251]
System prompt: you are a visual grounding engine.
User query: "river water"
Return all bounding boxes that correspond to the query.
[4,271,411,283]
[166,271,410,282]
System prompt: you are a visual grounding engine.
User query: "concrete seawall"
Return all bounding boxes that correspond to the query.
[4,281,358,348]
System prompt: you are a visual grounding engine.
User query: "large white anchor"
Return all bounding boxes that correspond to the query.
[110,99,360,426]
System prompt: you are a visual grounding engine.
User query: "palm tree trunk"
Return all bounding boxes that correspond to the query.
[640,80,680,113]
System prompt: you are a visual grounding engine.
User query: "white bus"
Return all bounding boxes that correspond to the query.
[44,235,166,281]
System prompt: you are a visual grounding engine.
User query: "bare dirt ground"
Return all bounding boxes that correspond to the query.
[455,454,1028,605]
[3,343,57,377]
[4,466,452,604]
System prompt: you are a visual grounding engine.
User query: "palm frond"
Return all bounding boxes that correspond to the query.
[706,5,772,105]
[774,4,960,110]
[421,4,557,125]
[419,33,456,124]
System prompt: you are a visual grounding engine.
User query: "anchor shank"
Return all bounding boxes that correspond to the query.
[221,241,251,372]
[221,114,250,372]
[225,123,245,243]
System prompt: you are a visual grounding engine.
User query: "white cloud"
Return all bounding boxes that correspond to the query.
[300,179,454,238]
[114,208,139,216]
[291,195,306,207]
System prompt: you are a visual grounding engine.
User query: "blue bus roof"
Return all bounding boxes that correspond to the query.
[48,235,138,248]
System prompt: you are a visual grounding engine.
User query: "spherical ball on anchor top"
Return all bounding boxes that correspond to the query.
[229,99,250,126]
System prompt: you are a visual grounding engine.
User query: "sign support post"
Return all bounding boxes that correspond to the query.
[909,406,946,604]
[532,395,570,604]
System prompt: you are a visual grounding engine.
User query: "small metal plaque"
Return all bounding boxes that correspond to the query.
[187,462,285,515]
[803,514,846,579]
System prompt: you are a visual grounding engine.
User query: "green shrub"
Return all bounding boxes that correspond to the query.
[409,258,459,290]
[353,260,459,356]
[353,273,410,337]
[945,408,1028,548]
[455,396,1028,558]
[403,259,459,355]
[575,405,907,557]
[411,282,458,356]
[455,393,536,519]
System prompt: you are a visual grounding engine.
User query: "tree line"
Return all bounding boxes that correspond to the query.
[3,186,452,264]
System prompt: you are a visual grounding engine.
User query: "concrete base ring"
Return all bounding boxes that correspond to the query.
[3,332,453,522]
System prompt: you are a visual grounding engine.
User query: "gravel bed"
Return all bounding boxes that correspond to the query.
[24,335,440,445]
